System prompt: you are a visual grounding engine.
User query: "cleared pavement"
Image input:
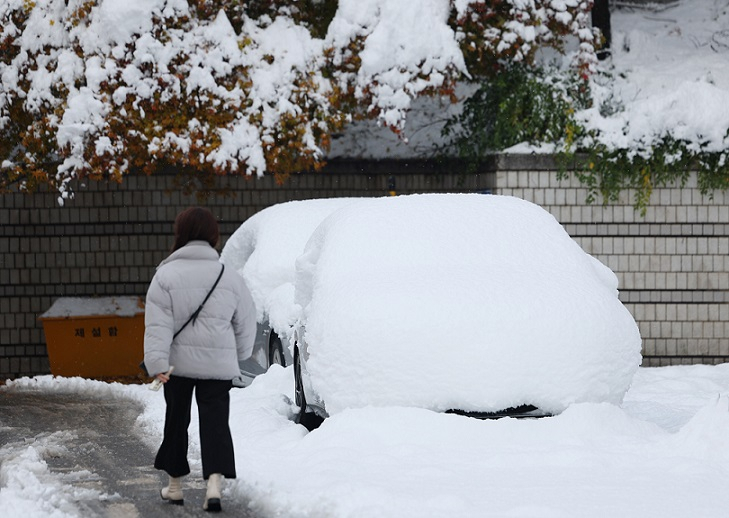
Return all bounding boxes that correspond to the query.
[0,389,258,517]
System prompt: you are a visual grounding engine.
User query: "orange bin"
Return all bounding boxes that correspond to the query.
[39,296,145,378]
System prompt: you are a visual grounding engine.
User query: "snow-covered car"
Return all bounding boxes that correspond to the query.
[292,193,642,422]
[221,198,366,385]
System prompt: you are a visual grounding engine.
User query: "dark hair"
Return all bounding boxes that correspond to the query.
[172,207,220,252]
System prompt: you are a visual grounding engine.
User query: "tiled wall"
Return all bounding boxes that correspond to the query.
[2,156,727,379]
[496,157,729,366]
[0,161,493,379]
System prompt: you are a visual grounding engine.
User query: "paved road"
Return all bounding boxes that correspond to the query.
[0,390,258,517]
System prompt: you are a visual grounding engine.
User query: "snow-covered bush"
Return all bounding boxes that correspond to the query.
[0,0,599,203]
[452,0,599,79]
[0,0,346,203]
[445,2,729,213]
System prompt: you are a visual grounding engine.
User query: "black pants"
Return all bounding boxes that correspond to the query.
[154,376,236,480]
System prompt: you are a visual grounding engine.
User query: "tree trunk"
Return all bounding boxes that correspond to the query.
[592,0,612,60]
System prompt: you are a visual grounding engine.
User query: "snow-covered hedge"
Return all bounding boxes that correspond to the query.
[0,0,598,203]
[1,0,342,202]
[445,2,729,212]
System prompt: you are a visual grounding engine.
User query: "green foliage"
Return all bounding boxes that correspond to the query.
[446,64,729,214]
[576,137,729,215]
[566,68,729,214]
[443,65,588,173]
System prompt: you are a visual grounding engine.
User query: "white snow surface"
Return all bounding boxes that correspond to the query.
[0,431,105,518]
[4,364,729,517]
[330,0,729,161]
[327,0,466,128]
[221,198,365,335]
[581,0,729,156]
[39,296,145,319]
[293,194,641,415]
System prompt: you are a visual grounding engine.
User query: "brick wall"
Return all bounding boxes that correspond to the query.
[0,160,493,379]
[2,156,727,380]
[495,155,729,366]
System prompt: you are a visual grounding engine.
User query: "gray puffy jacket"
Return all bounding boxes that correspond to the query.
[143,241,256,379]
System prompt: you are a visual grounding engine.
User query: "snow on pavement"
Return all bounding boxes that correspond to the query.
[3,364,729,518]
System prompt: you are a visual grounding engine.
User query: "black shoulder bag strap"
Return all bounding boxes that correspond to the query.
[173,263,225,339]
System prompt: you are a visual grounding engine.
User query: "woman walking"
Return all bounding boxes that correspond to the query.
[143,207,256,512]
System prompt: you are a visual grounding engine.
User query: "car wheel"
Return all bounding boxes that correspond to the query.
[293,343,306,412]
[293,344,323,431]
[268,331,286,368]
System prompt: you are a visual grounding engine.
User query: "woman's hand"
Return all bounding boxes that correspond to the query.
[148,367,174,392]
[156,366,175,384]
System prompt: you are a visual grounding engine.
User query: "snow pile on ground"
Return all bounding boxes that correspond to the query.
[221,198,365,335]
[0,432,102,518]
[234,369,729,518]
[293,194,642,415]
[5,364,729,518]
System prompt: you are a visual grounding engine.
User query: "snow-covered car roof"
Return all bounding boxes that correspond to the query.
[221,197,366,334]
[294,193,642,415]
